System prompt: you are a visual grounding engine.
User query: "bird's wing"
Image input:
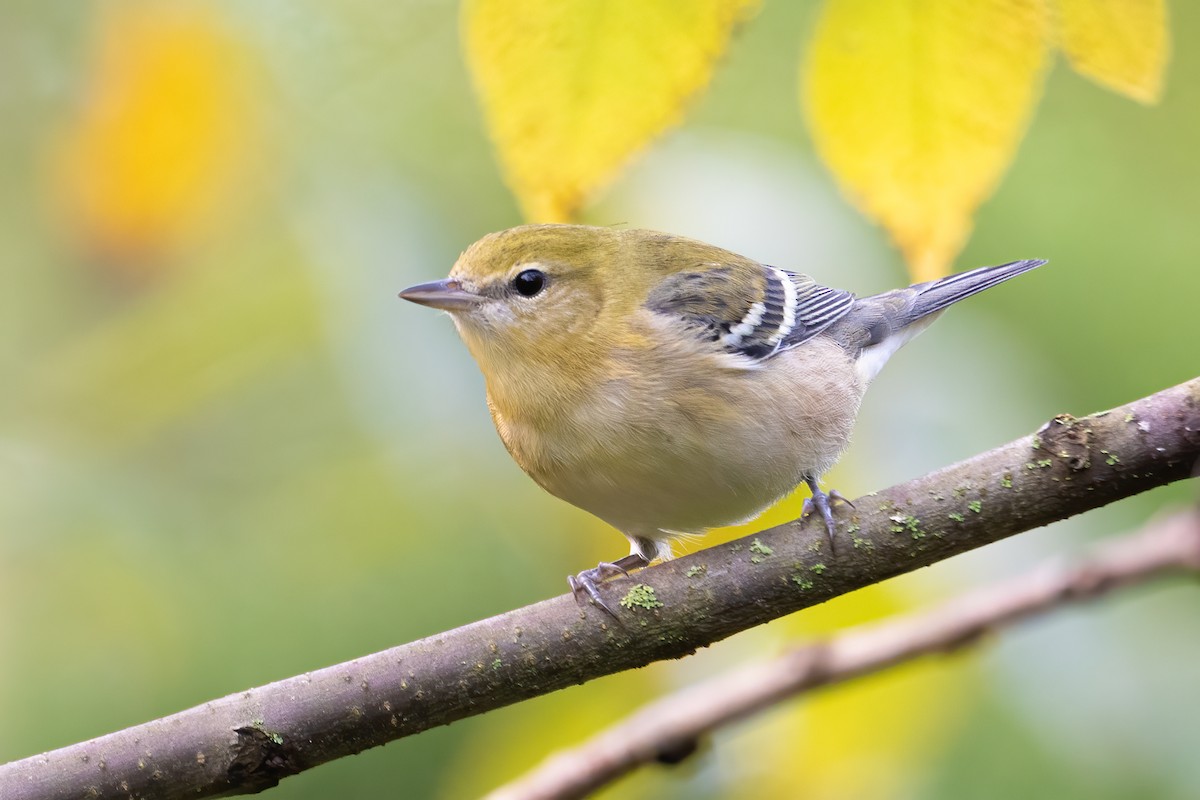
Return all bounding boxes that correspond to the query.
[644,262,855,361]
[773,269,856,353]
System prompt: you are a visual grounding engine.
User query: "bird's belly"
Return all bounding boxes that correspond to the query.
[550,440,800,535]
[499,341,863,538]
[538,416,836,536]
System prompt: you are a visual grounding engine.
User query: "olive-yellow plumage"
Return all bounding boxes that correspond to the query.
[401,224,1044,612]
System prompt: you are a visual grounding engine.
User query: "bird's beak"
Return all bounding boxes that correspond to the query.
[398,278,481,311]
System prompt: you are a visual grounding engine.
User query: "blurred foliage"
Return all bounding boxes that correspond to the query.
[1056,0,1168,103]
[462,0,760,222]
[804,0,1052,281]
[804,0,1168,280]
[1,1,1198,799]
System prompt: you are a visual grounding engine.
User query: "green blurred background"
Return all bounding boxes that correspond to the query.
[2,2,1198,798]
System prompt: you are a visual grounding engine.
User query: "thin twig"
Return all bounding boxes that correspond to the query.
[489,509,1200,800]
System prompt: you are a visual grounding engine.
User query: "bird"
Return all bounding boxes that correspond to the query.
[400,224,1045,614]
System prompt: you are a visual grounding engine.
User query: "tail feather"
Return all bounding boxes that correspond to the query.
[847,258,1047,384]
[900,259,1047,326]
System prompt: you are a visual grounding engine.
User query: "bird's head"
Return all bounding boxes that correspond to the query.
[400,224,661,370]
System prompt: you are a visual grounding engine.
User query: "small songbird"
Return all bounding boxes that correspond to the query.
[400,224,1045,613]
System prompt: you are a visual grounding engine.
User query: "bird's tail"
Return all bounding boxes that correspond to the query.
[897,259,1047,327]
[848,258,1047,384]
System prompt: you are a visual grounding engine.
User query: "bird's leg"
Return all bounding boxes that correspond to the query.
[802,477,852,548]
[568,554,649,617]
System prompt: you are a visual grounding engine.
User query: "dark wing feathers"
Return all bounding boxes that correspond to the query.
[645,262,855,361]
[780,272,854,345]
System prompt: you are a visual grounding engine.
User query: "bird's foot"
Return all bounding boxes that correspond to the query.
[568,554,648,617]
[802,479,854,550]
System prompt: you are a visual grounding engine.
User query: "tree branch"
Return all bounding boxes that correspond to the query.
[3,378,1198,800]
[488,508,1200,800]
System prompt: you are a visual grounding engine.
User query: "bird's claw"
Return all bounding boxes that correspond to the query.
[828,489,855,508]
[568,554,648,617]
[802,479,853,550]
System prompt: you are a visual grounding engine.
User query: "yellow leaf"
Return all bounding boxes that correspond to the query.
[1053,0,1168,104]
[52,5,265,272]
[463,0,761,222]
[803,0,1051,281]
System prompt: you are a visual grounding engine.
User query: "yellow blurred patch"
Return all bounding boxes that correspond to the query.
[706,482,969,798]
[693,464,845,553]
[1053,0,1168,104]
[437,669,662,799]
[803,0,1050,281]
[462,0,761,222]
[51,4,265,273]
[725,581,968,799]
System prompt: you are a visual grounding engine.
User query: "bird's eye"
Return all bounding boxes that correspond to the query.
[512,269,546,297]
